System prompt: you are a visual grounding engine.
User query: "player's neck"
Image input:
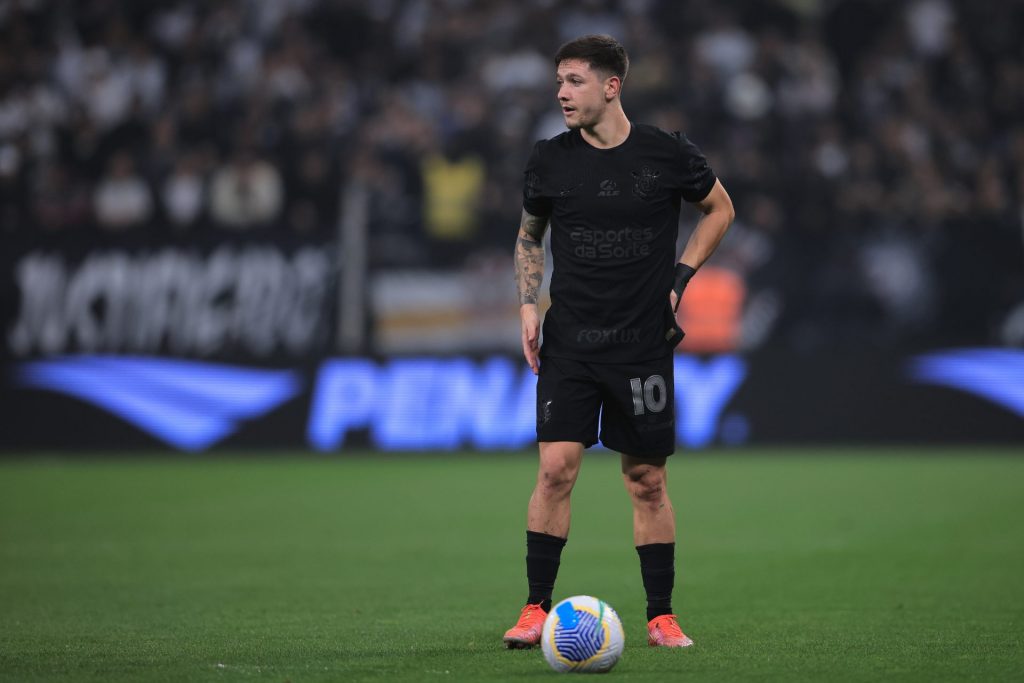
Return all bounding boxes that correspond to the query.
[580,105,630,149]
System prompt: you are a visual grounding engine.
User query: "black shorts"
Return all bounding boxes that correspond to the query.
[536,355,676,458]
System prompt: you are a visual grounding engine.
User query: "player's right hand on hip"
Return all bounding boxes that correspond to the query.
[520,304,541,375]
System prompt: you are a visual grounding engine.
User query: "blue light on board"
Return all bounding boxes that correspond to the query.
[13,354,748,452]
[908,348,1024,418]
[307,357,537,451]
[306,355,747,451]
[15,356,301,450]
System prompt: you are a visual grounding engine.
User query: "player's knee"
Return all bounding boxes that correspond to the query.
[627,469,666,506]
[537,465,576,497]
[537,445,581,498]
[537,454,579,497]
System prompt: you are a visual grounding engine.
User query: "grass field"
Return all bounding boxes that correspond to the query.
[1,448,1022,682]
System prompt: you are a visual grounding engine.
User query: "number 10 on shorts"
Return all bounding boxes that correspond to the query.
[629,375,667,415]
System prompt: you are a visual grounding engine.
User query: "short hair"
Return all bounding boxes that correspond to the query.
[554,34,629,81]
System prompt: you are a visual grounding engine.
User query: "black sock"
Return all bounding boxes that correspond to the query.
[637,542,675,621]
[526,530,566,612]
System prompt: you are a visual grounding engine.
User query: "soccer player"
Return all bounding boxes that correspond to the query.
[503,34,735,649]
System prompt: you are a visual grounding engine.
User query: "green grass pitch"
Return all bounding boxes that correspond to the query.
[1,449,1022,682]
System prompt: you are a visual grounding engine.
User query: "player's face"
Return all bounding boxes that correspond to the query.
[556,59,613,130]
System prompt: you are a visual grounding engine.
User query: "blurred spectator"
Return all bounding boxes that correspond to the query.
[421,140,485,244]
[0,142,28,232]
[209,150,283,229]
[93,152,152,231]
[161,151,207,230]
[29,161,91,233]
[695,9,756,78]
[0,0,1020,351]
[284,147,339,236]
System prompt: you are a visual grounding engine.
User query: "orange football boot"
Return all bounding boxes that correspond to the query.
[647,614,694,647]
[503,603,548,649]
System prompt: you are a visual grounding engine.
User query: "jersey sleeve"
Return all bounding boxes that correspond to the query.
[522,140,553,217]
[674,133,716,203]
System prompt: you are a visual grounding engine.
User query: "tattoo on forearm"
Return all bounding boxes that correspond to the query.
[515,210,548,304]
[515,235,545,305]
[520,210,548,241]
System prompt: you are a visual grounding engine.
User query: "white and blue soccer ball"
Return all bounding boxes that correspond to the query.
[541,595,625,673]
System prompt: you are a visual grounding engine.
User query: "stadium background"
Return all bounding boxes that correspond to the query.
[1,0,1022,450]
[1,1,1022,681]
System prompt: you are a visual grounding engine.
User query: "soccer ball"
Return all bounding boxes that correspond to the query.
[541,595,625,673]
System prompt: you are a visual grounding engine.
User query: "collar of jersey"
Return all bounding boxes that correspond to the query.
[578,122,634,153]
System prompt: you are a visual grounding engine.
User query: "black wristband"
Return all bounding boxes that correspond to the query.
[672,263,697,298]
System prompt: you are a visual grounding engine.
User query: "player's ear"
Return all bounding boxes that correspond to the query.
[605,75,622,101]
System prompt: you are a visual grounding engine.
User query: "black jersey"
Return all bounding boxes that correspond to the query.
[522,123,716,363]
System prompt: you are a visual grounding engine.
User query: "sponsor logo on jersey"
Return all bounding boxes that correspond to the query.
[597,179,620,197]
[576,328,642,344]
[568,226,654,259]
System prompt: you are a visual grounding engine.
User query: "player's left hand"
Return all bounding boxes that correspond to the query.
[520,304,541,375]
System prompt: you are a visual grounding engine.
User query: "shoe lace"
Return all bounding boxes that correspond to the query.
[517,603,546,626]
[655,615,684,638]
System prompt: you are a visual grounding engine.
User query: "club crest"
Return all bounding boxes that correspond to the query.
[632,166,660,199]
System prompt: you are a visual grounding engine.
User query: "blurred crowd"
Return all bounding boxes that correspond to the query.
[1,0,1022,349]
